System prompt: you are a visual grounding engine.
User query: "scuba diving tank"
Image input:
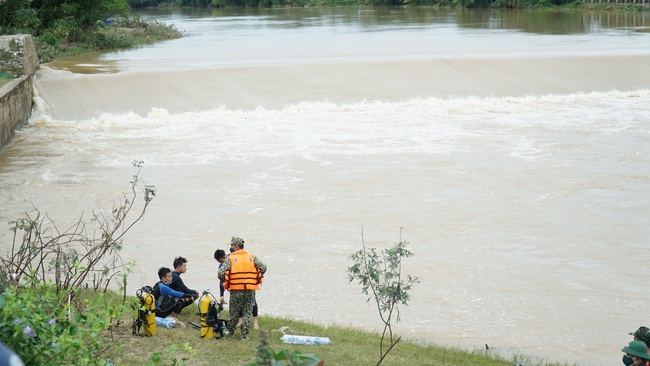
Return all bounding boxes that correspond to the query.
[198,290,214,339]
[142,290,157,336]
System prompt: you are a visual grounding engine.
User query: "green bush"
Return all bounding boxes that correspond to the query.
[33,16,182,64]
[0,0,129,36]
[0,0,39,35]
[0,163,155,364]
[0,283,126,365]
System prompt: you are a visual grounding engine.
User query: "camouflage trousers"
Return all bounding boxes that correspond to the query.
[227,290,255,339]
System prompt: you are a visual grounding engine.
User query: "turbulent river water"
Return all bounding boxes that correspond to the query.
[2,7,650,366]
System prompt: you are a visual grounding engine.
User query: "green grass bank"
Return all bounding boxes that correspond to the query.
[118,300,572,366]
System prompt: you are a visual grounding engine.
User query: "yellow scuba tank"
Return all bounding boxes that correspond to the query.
[198,290,214,339]
[139,287,157,336]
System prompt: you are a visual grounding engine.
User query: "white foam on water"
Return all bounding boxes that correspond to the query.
[20,90,650,166]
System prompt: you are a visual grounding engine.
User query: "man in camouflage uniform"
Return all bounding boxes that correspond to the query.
[218,236,267,340]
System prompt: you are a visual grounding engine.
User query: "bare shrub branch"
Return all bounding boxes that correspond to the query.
[0,160,155,306]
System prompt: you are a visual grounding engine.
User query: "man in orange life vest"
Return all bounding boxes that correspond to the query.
[218,236,267,340]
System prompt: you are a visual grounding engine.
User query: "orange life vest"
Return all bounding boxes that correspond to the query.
[224,250,262,291]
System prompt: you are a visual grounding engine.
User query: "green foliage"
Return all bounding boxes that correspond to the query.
[128,0,219,6]
[36,0,129,30]
[0,162,157,365]
[0,0,172,62]
[347,229,420,366]
[0,282,126,365]
[0,0,40,34]
[46,18,81,42]
[127,0,161,8]
[244,331,323,366]
[180,0,214,6]
[347,231,419,321]
[0,0,129,36]
[32,14,181,73]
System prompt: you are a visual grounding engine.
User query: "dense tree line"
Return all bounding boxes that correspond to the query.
[126,0,578,8]
[0,0,601,32]
[0,0,180,63]
[0,0,129,36]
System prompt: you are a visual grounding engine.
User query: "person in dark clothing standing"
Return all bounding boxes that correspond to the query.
[169,256,199,312]
[214,249,227,304]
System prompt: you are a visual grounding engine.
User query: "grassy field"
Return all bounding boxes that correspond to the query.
[106,292,573,366]
[117,313,509,366]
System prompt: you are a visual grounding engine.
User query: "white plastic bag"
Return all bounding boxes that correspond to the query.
[281,335,331,345]
[155,316,176,329]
